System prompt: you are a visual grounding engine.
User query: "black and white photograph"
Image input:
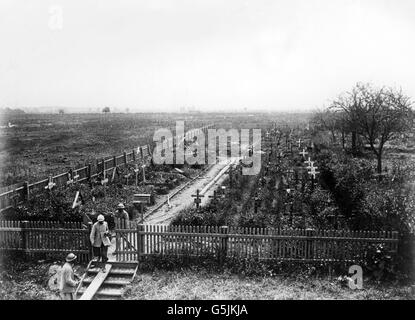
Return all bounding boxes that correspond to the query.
[0,0,414,307]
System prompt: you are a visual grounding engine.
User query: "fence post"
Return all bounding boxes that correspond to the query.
[219,226,229,266]
[137,224,145,261]
[87,222,93,261]
[87,163,92,181]
[132,149,136,162]
[113,156,117,168]
[123,152,127,164]
[306,228,315,261]
[23,181,29,201]
[21,220,29,255]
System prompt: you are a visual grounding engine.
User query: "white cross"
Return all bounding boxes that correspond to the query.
[66,173,74,186]
[124,173,132,184]
[142,164,146,182]
[134,164,140,186]
[297,139,302,148]
[305,157,313,167]
[45,176,56,190]
[308,165,320,179]
[299,148,308,158]
[101,171,108,186]
[66,171,80,186]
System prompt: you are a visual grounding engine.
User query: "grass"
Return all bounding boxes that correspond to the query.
[0,112,279,187]
[0,260,60,300]
[1,259,412,300]
[124,269,414,300]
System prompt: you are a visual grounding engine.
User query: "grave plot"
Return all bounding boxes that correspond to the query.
[170,125,340,231]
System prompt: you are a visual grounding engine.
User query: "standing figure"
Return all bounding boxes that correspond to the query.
[114,203,129,229]
[59,253,79,300]
[90,214,111,272]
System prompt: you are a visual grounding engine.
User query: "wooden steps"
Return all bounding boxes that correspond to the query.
[76,261,138,300]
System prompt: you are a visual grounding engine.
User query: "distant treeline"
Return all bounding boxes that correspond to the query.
[0,107,26,115]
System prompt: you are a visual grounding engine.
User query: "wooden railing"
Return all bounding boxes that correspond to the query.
[0,220,400,265]
[115,224,400,264]
[0,220,91,262]
[0,124,214,213]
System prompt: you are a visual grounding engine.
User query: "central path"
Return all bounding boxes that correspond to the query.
[143,157,236,225]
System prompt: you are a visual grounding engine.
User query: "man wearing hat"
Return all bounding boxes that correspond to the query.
[90,214,111,272]
[114,203,129,229]
[59,253,79,300]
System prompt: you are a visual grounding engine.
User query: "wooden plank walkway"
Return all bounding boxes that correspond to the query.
[79,264,112,300]
[76,261,138,300]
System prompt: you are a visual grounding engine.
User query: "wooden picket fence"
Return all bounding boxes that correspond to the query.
[0,220,91,262]
[114,224,400,263]
[0,219,401,265]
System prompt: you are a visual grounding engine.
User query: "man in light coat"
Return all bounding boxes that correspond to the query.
[114,203,129,229]
[90,214,111,272]
[59,253,79,300]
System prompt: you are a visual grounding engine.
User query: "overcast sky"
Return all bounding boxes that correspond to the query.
[1,0,415,112]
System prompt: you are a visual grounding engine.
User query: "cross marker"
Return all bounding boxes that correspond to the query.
[45,175,56,190]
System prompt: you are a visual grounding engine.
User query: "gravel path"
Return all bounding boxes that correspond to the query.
[144,157,234,225]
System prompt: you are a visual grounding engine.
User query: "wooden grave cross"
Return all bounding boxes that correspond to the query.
[285,168,294,181]
[72,190,84,209]
[111,166,120,183]
[219,186,227,197]
[134,164,140,186]
[66,170,75,186]
[299,148,308,159]
[124,172,132,185]
[191,189,204,208]
[254,196,261,213]
[101,170,108,186]
[208,190,219,204]
[307,164,319,179]
[141,164,147,183]
[305,157,313,168]
[45,175,56,191]
[297,138,302,148]
[308,164,319,191]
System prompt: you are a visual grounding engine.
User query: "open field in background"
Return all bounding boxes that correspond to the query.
[0,112,309,187]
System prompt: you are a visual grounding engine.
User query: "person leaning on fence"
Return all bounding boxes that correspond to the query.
[90,214,111,272]
[114,203,129,229]
[59,253,79,300]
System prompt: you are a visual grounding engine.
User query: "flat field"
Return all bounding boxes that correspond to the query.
[0,112,308,187]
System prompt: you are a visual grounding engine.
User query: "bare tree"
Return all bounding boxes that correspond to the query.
[333,83,413,174]
[311,108,341,143]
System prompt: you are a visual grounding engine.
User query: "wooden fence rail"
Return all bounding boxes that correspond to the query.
[0,220,91,262]
[0,220,400,265]
[0,124,214,213]
[115,225,400,264]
